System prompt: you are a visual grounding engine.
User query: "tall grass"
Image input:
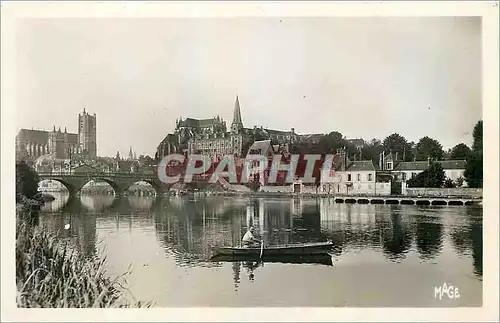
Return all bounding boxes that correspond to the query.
[16,218,151,308]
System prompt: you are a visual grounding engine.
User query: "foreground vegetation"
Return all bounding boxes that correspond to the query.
[16,160,150,308]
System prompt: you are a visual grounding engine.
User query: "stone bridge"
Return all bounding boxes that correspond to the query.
[38,171,167,196]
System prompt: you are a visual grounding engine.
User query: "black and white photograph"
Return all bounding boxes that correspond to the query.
[1,1,498,322]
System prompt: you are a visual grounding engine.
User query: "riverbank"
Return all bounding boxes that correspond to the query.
[16,201,150,308]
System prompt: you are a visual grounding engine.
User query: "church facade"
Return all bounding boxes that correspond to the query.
[16,109,97,161]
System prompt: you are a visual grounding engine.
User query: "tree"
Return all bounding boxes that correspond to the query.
[465,120,483,188]
[382,133,414,161]
[472,120,483,152]
[449,143,471,160]
[464,151,482,188]
[406,161,445,188]
[415,136,444,161]
[327,131,343,143]
[318,131,345,154]
[443,177,456,188]
[424,162,446,187]
[362,138,384,167]
[16,160,40,202]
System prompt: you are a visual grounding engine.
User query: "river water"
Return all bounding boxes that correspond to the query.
[40,193,482,307]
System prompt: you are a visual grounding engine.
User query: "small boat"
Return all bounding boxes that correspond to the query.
[212,241,334,257]
[210,253,334,266]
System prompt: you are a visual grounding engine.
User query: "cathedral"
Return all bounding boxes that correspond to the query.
[155,96,305,161]
[16,109,97,161]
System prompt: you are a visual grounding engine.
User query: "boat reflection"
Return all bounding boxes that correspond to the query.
[211,254,334,266]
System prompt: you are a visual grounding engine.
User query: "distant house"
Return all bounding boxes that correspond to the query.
[320,149,391,195]
[245,140,274,186]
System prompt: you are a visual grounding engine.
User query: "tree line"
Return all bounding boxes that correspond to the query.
[285,121,482,188]
[288,130,474,166]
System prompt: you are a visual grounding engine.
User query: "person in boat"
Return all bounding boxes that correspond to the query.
[242,226,262,248]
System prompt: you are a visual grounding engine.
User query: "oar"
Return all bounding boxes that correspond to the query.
[259,240,264,258]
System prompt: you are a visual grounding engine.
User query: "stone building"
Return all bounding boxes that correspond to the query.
[320,149,392,196]
[156,96,252,160]
[155,95,327,161]
[16,109,97,161]
[78,109,97,157]
[381,151,467,186]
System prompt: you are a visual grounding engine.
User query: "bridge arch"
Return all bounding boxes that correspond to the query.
[82,178,128,196]
[128,179,163,196]
[38,178,76,195]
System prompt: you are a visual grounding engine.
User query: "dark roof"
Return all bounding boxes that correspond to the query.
[178,118,219,128]
[247,140,273,155]
[394,160,466,171]
[438,160,466,169]
[346,160,376,171]
[159,133,179,144]
[394,161,429,171]
[16,129,49,144]
[17,129,78,144]
[301,133,324,141]
[264,128,295,136]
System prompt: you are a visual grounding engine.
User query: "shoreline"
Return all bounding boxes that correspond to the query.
[15,200,150,308]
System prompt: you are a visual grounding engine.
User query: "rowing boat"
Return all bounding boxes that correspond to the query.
[210,253,334,266]
[212,241,333,257]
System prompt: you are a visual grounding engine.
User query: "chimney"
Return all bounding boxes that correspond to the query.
[291,127,295,133]
[427,156,430,166]
[395,152,398,161]
[341,149,346,171]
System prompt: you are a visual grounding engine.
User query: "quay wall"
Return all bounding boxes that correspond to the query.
[404,187,483,198]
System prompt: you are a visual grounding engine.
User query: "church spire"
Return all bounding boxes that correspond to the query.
[231,95,243,133]
[128,146,133,160]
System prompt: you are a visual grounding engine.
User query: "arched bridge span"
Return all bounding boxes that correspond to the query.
[38,172,166,196]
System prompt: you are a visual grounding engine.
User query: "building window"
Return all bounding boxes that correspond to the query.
[402,173,407,181]
[368,184,372,189]
[368,173,373,181]
[412,172,417,178]
[357,173,361,181]
[347,174,351,181]
[386,162,393,170]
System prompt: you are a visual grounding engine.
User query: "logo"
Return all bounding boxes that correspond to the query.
[156,153,337,185]
[434,282,460,300]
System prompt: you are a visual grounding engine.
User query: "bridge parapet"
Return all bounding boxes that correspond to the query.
[38,171,165,196]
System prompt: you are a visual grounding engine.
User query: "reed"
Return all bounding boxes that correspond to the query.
[16,219,151,308]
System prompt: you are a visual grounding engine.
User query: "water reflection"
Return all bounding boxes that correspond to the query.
[380,206,414,262]
[449,207,483,277]
[39,195,483,305]
[80,195,115,212]
[40,192,70,212]
[415,210,444,261]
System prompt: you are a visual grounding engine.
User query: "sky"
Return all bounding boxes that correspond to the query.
[15,17,482,157]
